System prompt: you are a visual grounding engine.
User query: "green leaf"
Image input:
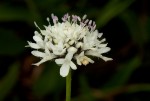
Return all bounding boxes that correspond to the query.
[96,0,135,27]
[0,29,26,56]
[147,17,150,40]
[78,74,95,101]
[32,62,65,98]
[0,5,31,22]
[0,63,19,101]
[103,56,141,90]
[127,84,150,94]
[120,11,149,45]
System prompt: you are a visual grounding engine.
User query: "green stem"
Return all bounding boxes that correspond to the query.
[66,70,71,101]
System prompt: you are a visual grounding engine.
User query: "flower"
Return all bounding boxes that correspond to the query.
[55,52,76,77]
[31,47,56,66]
[75,51,94,66]
[27,13,112,77]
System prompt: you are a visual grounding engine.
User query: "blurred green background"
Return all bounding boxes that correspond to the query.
[0,0,150,101]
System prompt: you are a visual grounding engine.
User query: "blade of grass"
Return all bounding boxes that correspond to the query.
[0,62,19,101]
[96,0,135,28]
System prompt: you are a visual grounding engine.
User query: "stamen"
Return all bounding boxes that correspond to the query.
[46,17,51,25]
[51,13,58,24]
[84,19,89,24]
[88,20,92,25]
[72,15,78,23]
[34,22,41,30]
[82,14,87,20]
[62,13,69,22]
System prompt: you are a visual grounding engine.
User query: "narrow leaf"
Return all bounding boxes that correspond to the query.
[0,63,19,101]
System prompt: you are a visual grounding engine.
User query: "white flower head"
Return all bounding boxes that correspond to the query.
[27,13,112,77]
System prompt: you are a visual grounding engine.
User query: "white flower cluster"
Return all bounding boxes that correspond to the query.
[27,13,112,77]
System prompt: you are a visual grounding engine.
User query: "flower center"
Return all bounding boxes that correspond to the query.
[81,58,89,66]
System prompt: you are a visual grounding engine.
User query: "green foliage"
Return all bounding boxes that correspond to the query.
[79,74,95,101]
[100,56,142,98]
[0,5,31,22]
[0,63,19,101]
[103,56,141,89]
[0,0,150,100]
[32,62,65,98]
[96,0,135,27]
[0,29,26,56]
[120,11,149,45]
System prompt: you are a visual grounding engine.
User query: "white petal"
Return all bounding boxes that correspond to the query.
[76,59,81,65]
[98,33,103,38]
[70,61,77,70]
[100,38,106,43]
[78,51,84,57]
[46,42,51,50]
[49,42,55,50]
[66,52,73,60]
[25,45,29,47]
[31,51,45,57]
[86,57,94,63]
[33,57,49,66]
[99,55,113,61]
[98,43,108,47]
[99,47,111,54]
[76,42,83,48]
[67,47,77,54]
[34,31,42,38]
[45,46,51,55]
[55,59,65,65]
[85,50,99,57]
[27,41,40,49]
[33,35,43,42]
[57,41,64,49]
[41,30,49,35]
[53,49,66,55]
[60,63,70,77]
[37,42,44,48]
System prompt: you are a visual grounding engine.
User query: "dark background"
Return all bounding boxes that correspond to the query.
[0,0,150,101]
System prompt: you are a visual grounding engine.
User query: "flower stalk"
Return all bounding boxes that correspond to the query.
[66,70,71,101]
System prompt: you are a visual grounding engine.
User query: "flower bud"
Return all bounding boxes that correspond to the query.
[68,40,75,45]
[81,59,89,66]
[76,42,83,48]
[68,47,77,53]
